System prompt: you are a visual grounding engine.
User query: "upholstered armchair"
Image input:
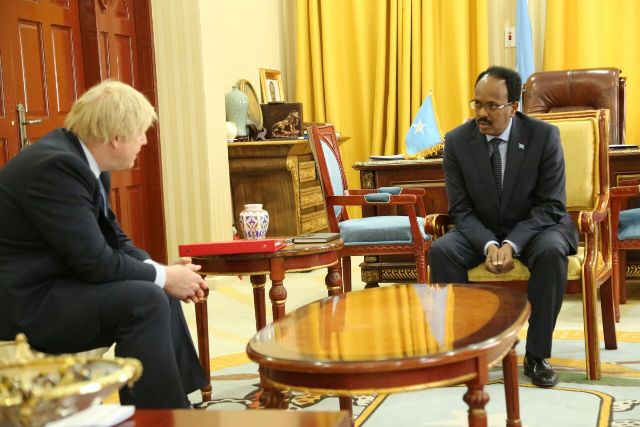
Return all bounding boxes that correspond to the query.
[425,110,616,380]
[309,125,431,291]
[522,67,626,146]
[611,180,640,316]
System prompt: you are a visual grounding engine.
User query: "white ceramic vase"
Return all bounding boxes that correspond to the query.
[238,204,269,239]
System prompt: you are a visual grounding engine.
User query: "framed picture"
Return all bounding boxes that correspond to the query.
[259,68,285,103]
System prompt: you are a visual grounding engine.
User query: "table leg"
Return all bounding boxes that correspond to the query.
[338,396,354,427]
[502,343,522,426]
[194,286,212,402]
[259,367,288,409]
[250,275,267,331]
[269,257,287,321]
[464,356,489,427]
[325,259,343,296]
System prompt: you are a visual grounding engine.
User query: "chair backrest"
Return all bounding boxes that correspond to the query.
[530,109,610,215]
[308,125,349,227]
[522,68,625,146]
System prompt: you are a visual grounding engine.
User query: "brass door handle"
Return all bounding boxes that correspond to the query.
[16,103,43,150]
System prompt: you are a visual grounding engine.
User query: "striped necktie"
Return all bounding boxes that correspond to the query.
[489,137,502,198]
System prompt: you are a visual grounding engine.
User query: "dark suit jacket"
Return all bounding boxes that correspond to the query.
[442,111,578,255]
[0,129,156,345]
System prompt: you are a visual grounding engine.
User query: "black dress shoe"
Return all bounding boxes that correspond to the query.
[523,353,558,387]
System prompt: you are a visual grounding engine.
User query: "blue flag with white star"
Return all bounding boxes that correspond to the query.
[404,93,443,158]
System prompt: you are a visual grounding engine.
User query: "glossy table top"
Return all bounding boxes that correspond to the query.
[248,283,529,369]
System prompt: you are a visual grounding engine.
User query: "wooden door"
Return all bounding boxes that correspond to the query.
[85,0,166,262]
[0,0,167,262]
[0,0,85,167]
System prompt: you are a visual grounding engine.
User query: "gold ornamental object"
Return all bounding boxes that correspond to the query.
[0,334,142,427]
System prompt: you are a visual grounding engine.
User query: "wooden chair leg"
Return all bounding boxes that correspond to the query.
[619,250,628,304]
[582,278,601,380]
[415,250,427,283]
[611,246,621,322]
[342,256,352,292]
[600,278,618,350]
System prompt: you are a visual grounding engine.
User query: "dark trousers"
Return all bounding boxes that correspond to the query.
[31,281,207,408]
[428,227,571,358]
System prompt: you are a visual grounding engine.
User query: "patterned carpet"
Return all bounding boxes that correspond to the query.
[179,261,640,426]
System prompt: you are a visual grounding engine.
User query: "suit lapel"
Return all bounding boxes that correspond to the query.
[468,128,501,210]
[501,114,528,210]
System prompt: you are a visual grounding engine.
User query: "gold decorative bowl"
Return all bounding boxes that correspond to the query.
[0,335,142,427]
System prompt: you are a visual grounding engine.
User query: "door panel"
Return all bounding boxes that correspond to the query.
[96,0,147,252]
[3,0,85,157]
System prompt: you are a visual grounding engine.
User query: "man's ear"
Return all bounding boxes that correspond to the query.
[109,136,121,148]
[511,102,519,115]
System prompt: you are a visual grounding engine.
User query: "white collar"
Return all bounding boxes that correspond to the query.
[485,117,513,142]
[79,140,101,179]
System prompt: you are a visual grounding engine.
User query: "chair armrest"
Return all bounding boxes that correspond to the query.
[611,184,640,199]
[425,213,451,238]
[327,194,418,206]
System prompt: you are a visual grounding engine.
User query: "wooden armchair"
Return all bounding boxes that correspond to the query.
[308,125,431,291]
[426,109,616,380]
[611,179,640,315]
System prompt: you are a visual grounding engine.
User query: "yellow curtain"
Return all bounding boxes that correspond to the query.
[544,0,640,145]
[296,0,488,214]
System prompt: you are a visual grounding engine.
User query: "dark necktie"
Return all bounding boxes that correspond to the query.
[490,137,502,198]
[97,178,109,216]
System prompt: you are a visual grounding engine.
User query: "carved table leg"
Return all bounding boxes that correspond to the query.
[464,356,489,427]
[259,367,288,409]
[326,259,343,296]
[502,342,522,426]
[250,274,267,331]
[339,396,354,427]
[269,257,287,321]
[195,285,212,402]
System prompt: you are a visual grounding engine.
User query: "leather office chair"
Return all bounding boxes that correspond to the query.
[522,67,626,146]
[309,125,431,291]
[426,110,617,380]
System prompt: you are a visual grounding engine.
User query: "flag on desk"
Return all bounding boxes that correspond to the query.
[404,93,443,159]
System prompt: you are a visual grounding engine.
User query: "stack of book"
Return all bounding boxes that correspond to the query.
[292,232,341,243]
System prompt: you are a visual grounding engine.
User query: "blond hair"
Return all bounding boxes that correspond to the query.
[64,80,157,143]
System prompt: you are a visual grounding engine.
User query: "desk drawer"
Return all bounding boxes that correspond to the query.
[299,161,317,183]
[299,185,324,209]
[300,210,328,233]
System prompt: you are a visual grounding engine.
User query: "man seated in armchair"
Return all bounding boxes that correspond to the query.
[428,66,578,387]
[0,80,208,407]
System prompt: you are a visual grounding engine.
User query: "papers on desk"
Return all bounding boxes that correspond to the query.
[368,154,405,161]
[45,404,134,427]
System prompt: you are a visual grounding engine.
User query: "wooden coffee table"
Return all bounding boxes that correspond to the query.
[114,409,350,427]
[190,240,344,401]
[246,283,530,427]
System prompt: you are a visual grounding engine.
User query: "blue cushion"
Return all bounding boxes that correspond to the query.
[618,208,640,240]
[338,216,430,246]
[364,193,391,203]
[378,187,402,195]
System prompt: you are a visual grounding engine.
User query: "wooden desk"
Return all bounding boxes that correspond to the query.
[191,240,344,401]
[353,148,640,285]
[228,137,348,237]
[247,283,530,427]
[115,409,351,427]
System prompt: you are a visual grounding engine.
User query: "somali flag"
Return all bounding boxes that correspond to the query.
[404,93,443,158]
[516,0,535,85]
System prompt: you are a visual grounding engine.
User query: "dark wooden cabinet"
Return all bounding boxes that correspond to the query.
[228,139,328,237]
[353,148,640,285]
